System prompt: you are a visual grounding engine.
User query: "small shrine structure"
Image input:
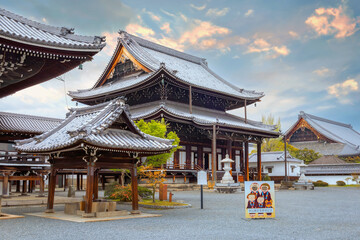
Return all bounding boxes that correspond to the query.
[70,31,279,183]
[15,98,174,215]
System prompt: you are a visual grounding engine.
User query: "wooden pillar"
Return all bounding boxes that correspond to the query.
[245,141,249,181]
[257,142,262,181]
[240,142,244,172]
[102,175,106,190]
[76,174,80,191]
[174,150,179,168]
[16,180,21,193]
[21,180,28,196]
[131,166,139,214]
[85,163,95,214]
[80,174,83,190]
[46,167,56,213]
[93,170,99,200]
[63,174,67,191]
[189,85,193,114]
[2,172,9,198]
[197,146,203,169]
[186,145,191,168]
[38,173,45,197]
[212,124,217,182]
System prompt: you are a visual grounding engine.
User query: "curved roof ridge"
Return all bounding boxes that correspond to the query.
[199,62,264,98]
[0,111,62,122]
[0,8,104,45]
[125,31,205,65]
[302,111,352,128]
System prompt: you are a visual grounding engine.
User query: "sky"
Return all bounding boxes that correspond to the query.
[0,0,359,132]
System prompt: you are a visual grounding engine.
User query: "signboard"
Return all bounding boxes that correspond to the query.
[197,171,207,185]
[244,181,275,219]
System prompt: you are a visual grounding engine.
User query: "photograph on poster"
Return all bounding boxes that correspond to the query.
[244,181,275,219]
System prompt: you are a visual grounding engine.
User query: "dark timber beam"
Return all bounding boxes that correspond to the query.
[131,165,140,214]
[212,124,217,182]
[257,142,262,181]
[245,141,249,181]
[45,166,56,213]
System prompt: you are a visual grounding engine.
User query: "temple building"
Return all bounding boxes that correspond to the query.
[0,8,105,98]
[0,8,105,197]
[70,31,279,182]
[285,111,360,157]
[15,97,174,215]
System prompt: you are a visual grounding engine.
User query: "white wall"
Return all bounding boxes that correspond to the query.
[249,161,301,177]
[307,175,356,185]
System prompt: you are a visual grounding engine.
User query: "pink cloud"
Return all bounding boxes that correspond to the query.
[328,79,358,98]
[102,31,119,56]
[160,22,172,34]
[125,23,155,37]
[246,38,290,58]
[306,5,359,38]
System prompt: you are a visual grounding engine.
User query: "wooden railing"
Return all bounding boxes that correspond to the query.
[0,152,46,164]
[165,164,203,171]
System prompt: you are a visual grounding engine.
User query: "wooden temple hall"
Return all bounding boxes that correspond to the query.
[15,98,175,214]
[70,31,280,183]
[0,8,104,199]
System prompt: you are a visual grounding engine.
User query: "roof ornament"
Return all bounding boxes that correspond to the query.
[160,62,166,67]
[118,30,128,39]
[60,27,74,36]
[93,36,106,45]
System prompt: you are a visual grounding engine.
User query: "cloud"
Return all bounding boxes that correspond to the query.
[142,9,161,22]
[13,85,63,104]
[161,9,176,18]
[313,67,331,76]
[125,23,155,37]
[288,31,299,38]
[327,79,359,101]
[244,9,254,17]
[179,20,231,47]
[305,5,359,38]
[102,31,119,56]
[190,4,206,11]
[245,38,290,58]
[160,22,172,34]
[42,17,47,23]
[180,13,188,22]
[206,8,229,17]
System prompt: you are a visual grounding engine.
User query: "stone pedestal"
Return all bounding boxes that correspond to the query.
[293,163,314,190]
[215,154,240,193]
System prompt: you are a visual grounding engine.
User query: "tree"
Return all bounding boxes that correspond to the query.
[138,165,166,203]
[292,148,321,164]
[111,169,130,186]
[135,118,180,167]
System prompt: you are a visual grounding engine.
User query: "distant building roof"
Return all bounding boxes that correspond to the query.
[15,98,175,154]
[308,155,347,165]
[286,111,360,157]
[249,151,302,163]
[0,111,62,134]
[0,8,105,50]
[69,31,263,101]
[129,101,278,137]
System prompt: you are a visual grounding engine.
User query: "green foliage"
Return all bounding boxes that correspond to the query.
[106,184,132,202]
[336,181,346,186]
[263,175,271,181]
[138,186,152,199]
[104,182,153,201]
[292,148,321,164]
[135,118,180,167]
[313,180,329,187]
[341,156,360,163]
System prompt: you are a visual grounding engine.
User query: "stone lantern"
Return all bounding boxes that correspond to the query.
[220,154,235,184]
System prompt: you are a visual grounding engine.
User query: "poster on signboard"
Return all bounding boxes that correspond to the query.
[244,181,275,219]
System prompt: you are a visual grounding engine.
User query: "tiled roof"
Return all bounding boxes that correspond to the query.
[287,111,360,156]
[308,155,347,165]
[305,163,360,175]
[0,8,105,51]
[15,98,174,154]
[0,111,62,134]
[70,31,263,100]
[249,151,302,163]
[130,101,279,136]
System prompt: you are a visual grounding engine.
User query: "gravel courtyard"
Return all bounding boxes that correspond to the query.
[1,187,359,240]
